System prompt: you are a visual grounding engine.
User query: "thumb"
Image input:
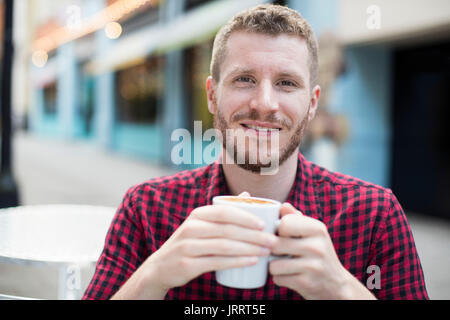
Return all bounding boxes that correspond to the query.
[280,202,300,217]
[238,192,250,197]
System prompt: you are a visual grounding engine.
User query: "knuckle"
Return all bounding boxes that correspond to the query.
[179,257,192,270]
[176,241,190,255]
[295,275,306,288]
[189,207,200,219]
[219,241,233,255]
[305,240,325,257]
[220,225,233,238]
[307,259,323,273]
[277,221,288,235]
[316,221,328,236]
[178,224,192,238]
[268,261,278,275]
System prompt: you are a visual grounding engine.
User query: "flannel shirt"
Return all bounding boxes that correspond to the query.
[83,153,428,300]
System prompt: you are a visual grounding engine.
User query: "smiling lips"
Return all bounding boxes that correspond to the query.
[240,121,282,136]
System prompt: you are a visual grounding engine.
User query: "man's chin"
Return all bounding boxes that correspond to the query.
[221,147,282,174]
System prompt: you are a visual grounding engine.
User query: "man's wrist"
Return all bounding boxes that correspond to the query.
[339,269,377,300]
[140,262,169,300]
[111,260,169,300]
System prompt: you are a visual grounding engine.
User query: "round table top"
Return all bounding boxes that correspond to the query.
[0,205,116,266]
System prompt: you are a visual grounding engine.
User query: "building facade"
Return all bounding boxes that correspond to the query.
[20,0,450,218]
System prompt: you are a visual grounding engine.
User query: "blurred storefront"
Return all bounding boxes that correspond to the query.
[25,0,274,161]
[17,0,450,218]
[293,0,450,219]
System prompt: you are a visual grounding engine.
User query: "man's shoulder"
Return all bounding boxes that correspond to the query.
[305,160,404,222]
[123,165,212,202]
[307,160,396,202]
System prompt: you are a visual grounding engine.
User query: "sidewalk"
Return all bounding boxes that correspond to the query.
[1,131,175,299]
[13,131,174,207]
[0,132,449,299]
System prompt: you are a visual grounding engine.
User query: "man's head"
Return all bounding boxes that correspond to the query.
[211,4,319,88]
[206,4,321,174]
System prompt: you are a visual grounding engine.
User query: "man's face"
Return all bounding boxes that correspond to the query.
[207,31,320,173]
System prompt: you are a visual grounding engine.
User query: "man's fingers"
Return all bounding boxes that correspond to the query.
[270,236,319,256]
[269,257,315,276]
[277,213,326,238]
[180,238,270,257]
[180,219,277,247]
[193,256,259,273]
[279,202,301,218]
[191,205,265,230]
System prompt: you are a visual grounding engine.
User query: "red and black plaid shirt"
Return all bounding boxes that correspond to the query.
[83,153,428,300]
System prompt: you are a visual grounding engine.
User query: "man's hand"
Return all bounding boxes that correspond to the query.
[113,192,277,299]
[269,203,376,300]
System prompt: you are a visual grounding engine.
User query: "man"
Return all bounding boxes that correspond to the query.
[83,4,428,300]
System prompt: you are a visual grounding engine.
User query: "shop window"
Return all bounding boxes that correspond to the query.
[43,82,57,115]
[185,0,211,11]
[115,56,165,124]
[78,65,95,135]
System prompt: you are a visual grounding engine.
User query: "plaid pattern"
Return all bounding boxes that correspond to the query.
[83,153,428,300]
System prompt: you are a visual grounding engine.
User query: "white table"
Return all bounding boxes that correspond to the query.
[0,205,116,299]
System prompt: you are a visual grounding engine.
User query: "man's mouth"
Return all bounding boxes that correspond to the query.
[239,121,282,134]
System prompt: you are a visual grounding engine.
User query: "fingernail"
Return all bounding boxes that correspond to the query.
[261,248,270,256]
[258,220,266,229]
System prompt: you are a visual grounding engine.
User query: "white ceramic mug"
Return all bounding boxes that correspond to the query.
[213,195,290,289]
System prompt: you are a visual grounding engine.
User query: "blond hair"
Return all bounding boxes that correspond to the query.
[210,4,319,89]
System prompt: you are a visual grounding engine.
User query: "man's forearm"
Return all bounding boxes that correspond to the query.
[111,263,168,300]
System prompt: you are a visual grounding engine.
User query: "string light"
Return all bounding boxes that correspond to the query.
[105,21,123,39]
[32,0,159,54]
[31,50,48,67]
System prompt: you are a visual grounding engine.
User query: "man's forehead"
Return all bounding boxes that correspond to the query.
[226,30,309,52]
[221,31,310,78]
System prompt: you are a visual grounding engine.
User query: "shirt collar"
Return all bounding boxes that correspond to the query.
[205,153,323,221]
[288,152,323,221]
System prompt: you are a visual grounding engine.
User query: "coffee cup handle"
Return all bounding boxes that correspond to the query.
[268,219,292,261]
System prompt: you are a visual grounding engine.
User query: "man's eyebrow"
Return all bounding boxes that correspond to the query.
[225,67,255,78]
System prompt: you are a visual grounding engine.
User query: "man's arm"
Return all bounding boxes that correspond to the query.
[83,186,149,300]
[366,191,429,299]
[83,188,276,300]
[269,203,376,300]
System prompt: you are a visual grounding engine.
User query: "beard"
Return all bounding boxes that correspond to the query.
[213,100,310,174]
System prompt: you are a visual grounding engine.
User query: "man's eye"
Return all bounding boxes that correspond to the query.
[280,80,296,87]
[236,77,253,83]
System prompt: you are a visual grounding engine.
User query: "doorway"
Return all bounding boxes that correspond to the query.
[391,40,450,219]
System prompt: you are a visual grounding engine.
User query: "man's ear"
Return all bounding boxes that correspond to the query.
[206,76,217,115]
[307,85,321,121]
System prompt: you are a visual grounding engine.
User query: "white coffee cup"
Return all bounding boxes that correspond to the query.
[213,195,290,289]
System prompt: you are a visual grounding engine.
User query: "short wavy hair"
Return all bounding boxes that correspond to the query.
[210,4,319,89]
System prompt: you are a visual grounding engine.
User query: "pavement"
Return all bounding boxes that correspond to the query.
[0,131,448,299]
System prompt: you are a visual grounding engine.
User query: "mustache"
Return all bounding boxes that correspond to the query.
[230,109,293,130]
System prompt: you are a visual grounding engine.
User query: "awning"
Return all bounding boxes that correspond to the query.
[88,0,269,74]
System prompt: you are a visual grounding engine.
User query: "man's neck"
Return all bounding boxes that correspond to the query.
[221,151,299,203]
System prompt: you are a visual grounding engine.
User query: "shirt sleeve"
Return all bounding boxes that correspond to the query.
[367,191,429,300]
[82,186,149,300]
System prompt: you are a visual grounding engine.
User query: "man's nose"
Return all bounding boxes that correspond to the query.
[249,80,279,113]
